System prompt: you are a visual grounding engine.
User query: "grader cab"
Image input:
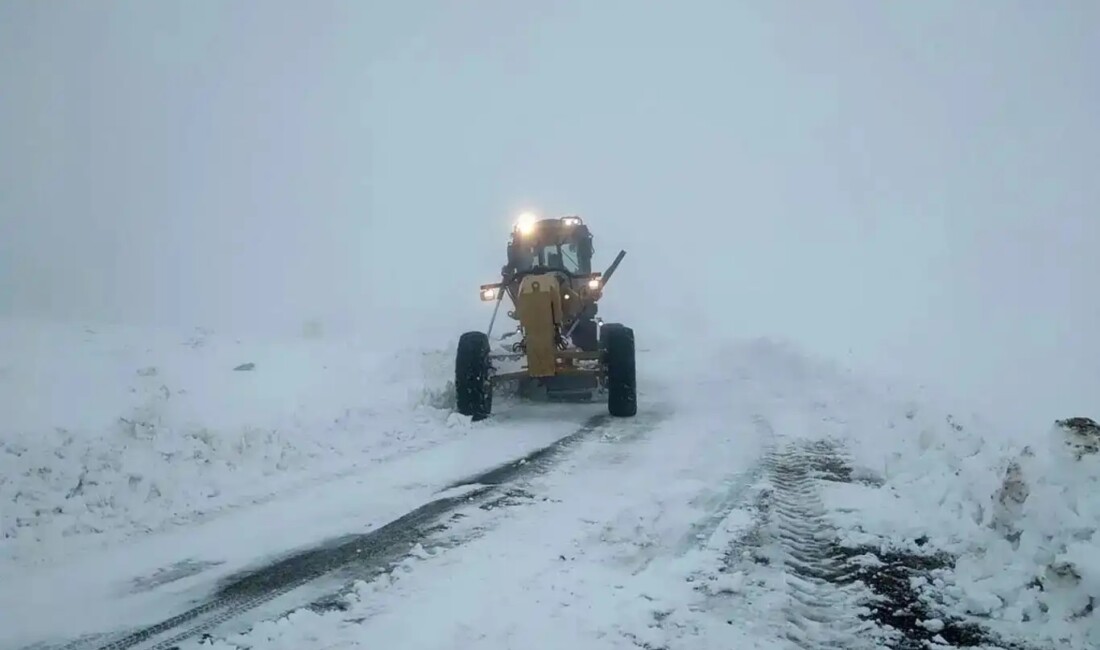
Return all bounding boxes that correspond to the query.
[455,213,636,421]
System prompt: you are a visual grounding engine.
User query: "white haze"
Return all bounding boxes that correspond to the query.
[1,1,1097,434]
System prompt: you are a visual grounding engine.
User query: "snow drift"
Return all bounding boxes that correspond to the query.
[0,317,461,568]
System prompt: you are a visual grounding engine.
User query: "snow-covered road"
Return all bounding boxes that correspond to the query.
[50,357,778,650]
[2,402,611,649]
[3,321,1096,650]
[211,397,771,650]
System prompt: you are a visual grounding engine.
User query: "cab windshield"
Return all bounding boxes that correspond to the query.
[534,241,585,273]
[512,241,587,274]
[510,233,591,275]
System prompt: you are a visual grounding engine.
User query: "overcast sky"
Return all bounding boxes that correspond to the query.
[1,1,1096,432]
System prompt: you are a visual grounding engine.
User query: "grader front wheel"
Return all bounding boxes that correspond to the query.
[456,331,493,421]
[602,324,637,417]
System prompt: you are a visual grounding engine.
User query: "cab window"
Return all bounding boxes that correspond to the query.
[537,242,586,273]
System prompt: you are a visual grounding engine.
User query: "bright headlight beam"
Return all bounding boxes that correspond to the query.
[587,279,601,290]
[516,212,538,235]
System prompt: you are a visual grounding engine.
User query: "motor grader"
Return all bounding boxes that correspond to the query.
[455,212,636,421]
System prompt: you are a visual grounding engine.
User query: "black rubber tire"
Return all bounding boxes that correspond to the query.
[598,322,623,351]
[602,324,637,417]
[455,331,492,421]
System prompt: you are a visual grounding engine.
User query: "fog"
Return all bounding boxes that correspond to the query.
[2,1,1096,433]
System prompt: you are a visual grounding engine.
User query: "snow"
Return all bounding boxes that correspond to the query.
[171,354,781,650]
[815,373,1100,649]
[0,316,476,569]
[1,318,1095,650]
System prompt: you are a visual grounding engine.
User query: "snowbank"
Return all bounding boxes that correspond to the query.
[652,337,1097,648]
[0,317,461,567]
[789,348,1100,649]
[945,417,1099,647]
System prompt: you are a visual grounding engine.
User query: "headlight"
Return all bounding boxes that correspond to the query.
[561,216,582,226]
[515,212,538,236]
[481,287,499,301]
[587,278,601,290]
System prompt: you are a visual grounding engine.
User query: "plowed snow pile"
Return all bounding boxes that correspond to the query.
[643,340,1098,650]
[0,318,461,568]
[805,362,1100,649]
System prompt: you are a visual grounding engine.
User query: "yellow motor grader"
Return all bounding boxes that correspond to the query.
[455,212,636,421]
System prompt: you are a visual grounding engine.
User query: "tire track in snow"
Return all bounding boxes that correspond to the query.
[180,406,671,649]
[57,488,493,650]
[761,439,880,650]
[278,406,677,626]
[707,436,1047,650]
[49,411,660,650]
